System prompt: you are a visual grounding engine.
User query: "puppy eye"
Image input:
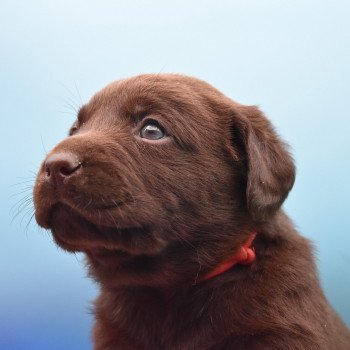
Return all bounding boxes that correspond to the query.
[140,122,165,140]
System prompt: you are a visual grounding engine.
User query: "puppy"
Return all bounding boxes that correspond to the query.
[34,74,350,349]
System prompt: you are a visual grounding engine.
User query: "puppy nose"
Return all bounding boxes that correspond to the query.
[45,153,81,182]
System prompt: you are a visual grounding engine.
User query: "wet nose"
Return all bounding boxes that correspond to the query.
[44,152,81,183]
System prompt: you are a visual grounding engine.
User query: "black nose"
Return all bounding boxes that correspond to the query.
[44,152,81,183]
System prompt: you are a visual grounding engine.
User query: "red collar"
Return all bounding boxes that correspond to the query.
[200,233,257,282]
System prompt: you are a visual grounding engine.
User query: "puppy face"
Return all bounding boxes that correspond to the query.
[33,74,295,287]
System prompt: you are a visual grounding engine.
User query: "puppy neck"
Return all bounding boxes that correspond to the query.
[199,233,257,282]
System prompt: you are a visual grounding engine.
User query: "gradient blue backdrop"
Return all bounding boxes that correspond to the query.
[1,1,349,349]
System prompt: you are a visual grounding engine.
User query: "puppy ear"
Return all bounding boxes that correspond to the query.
[231,105,295,222]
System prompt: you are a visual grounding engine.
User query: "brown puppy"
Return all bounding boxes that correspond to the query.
[34,74,350,349]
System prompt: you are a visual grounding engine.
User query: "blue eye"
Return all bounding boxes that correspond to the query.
[140,122,165,140]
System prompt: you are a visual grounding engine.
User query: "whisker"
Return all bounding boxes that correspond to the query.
[10,199,32,220]
[9,187,33,199]
[40,134,48,155]
[55,95,79,117]
[125,189,136,205]
[105,209,120,229]
[73,81,84,106]
[10,179,35,187]
[24,211,36,235]
[83,195,93,211]
[73,252,80,263]
[10,193,32,209]
[64,95,79,110]
[58,82,83,114]
[112,200,127,226]
[12,202,34,224]
[61,82,82,107]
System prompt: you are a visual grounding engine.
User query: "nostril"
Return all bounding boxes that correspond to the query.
[60,162,81,176]
[44,153,82,181]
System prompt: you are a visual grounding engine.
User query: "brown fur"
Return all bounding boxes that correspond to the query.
[33,74,350,349]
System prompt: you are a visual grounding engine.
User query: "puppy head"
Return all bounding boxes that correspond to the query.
[33,74,295,286]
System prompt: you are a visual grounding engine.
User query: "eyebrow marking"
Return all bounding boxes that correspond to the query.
[124,103,151,124]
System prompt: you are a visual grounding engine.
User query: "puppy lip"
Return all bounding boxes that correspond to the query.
[37,197,130,228]
[51,201,146,232]
[48,203,151,252]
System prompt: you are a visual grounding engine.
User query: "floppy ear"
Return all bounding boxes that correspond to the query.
[231,105,295,222]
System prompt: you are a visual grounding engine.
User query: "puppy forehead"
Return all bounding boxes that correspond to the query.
[85,74,224,122]
[89,75,202,116]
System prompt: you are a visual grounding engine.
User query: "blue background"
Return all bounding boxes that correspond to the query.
[1,1,349,349]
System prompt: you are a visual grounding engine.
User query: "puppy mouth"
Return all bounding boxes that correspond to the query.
[35,192,134,229]
[43,202,153,254]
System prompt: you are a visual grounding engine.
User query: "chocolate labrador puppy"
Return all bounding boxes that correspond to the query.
[34,74,350,349]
